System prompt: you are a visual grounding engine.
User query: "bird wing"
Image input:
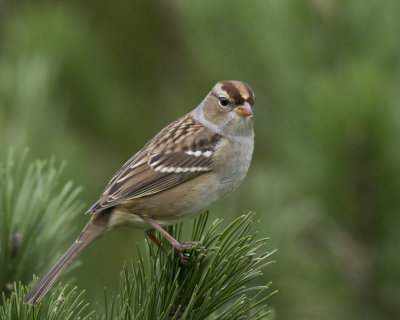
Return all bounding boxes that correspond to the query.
[88,114,221,214]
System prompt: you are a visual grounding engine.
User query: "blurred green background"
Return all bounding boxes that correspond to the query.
[1,0,400,319]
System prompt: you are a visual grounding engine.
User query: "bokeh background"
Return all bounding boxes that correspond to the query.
[1,0,400,319]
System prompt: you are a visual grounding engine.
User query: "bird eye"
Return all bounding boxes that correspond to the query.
[218,97,229,107]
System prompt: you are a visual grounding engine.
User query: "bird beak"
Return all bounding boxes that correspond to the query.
[234,102,253,117]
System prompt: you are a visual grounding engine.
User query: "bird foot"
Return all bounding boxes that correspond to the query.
[175,241,207,265]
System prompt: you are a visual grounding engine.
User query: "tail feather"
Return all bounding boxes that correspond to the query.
[24,241,86,305]
[24,210,111,305]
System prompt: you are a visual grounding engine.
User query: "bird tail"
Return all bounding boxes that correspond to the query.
[24,210,112,305]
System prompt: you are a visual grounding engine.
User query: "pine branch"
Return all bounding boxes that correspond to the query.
[100,212,276,320]
[1,152,276,319]
[0,279,93,320]
[0,150,85,296]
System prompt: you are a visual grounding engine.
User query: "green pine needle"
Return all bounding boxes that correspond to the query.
[100,212,276,320]
[0,150,85,297]
[1,152,276,319]
[0,279,93,320]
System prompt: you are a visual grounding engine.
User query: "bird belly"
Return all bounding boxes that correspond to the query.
[108,171,240,229]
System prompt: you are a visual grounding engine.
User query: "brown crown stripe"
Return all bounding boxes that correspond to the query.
[220,81,254,105]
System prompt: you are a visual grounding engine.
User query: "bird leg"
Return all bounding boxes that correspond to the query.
[145,229,164,251]
[140,215,206,265]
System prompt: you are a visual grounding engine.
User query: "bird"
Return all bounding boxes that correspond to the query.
[24,80,255,305]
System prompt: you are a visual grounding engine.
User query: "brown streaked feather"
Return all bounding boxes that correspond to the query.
[89,114,221,214]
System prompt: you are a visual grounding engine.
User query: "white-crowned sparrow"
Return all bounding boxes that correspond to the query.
[24,80,255,305]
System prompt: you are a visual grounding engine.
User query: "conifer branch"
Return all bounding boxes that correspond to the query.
[100,212,276,320]
[0,150,84,296]
[1,153,276,319]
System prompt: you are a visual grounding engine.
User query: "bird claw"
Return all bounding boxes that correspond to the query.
[175,241,207,265]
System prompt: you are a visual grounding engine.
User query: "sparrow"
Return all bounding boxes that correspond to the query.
[24,80,255,305]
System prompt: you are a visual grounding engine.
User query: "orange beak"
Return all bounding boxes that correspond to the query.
[234,101,253,117]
